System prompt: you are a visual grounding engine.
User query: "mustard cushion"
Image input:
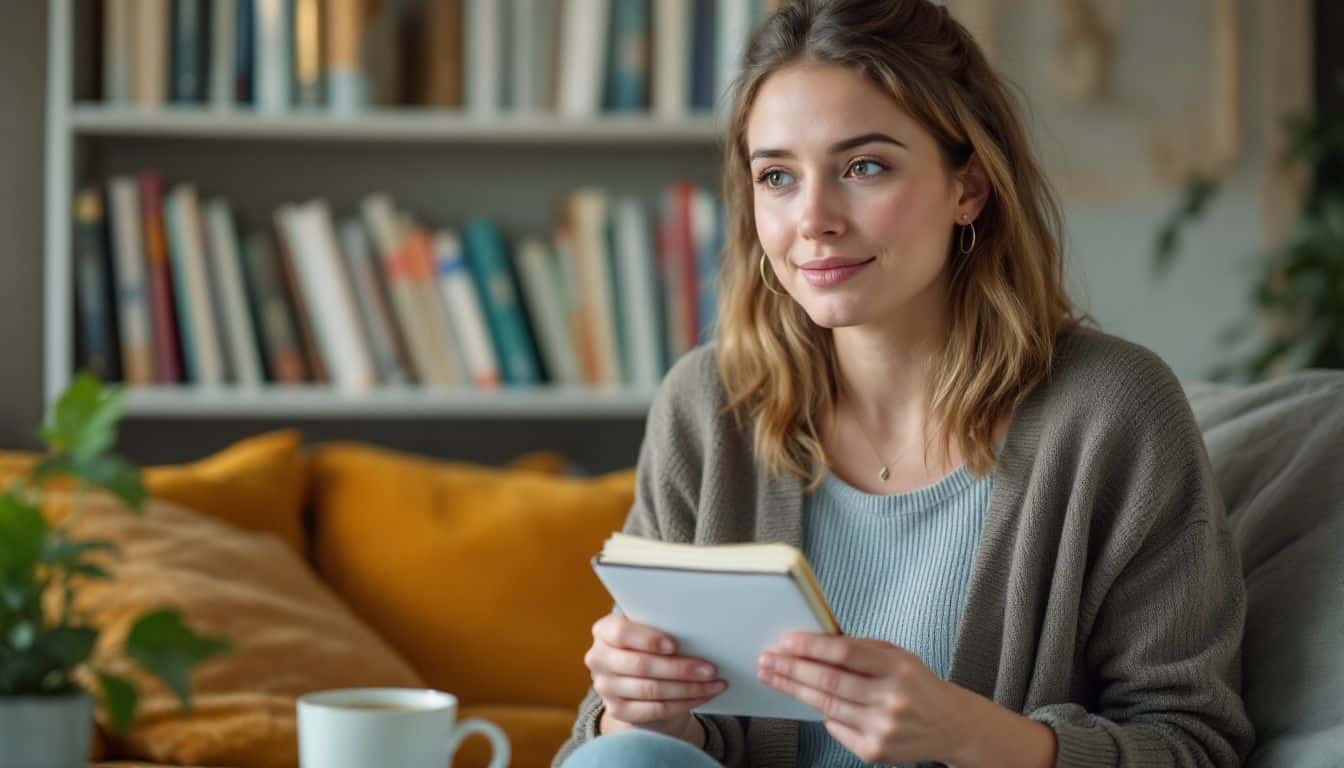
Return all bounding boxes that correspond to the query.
[0,430,308,556]
[309,442,635,710]
[57,494,424,768]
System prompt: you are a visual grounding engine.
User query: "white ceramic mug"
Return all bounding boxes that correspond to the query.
[297,687,510,768]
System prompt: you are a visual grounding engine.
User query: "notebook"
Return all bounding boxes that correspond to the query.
[591,533,842,720]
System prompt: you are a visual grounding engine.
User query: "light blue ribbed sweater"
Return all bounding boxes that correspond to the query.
[797,464,994,768]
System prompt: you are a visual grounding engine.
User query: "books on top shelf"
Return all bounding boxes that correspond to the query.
[72,176,726,394]
[96,0,784,117]
[592,532,840,720]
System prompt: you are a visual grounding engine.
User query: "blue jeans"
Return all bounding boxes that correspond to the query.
[561,728,723,768]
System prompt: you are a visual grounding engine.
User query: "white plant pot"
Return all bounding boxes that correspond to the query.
[0,692,93,768]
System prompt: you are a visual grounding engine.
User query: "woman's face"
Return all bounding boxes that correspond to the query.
[746,62,977,332]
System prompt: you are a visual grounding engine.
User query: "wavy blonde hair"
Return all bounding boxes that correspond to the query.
[715,0,1087,488]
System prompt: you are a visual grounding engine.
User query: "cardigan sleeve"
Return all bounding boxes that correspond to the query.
[1026,366,1254,767]
[552,350,749,767]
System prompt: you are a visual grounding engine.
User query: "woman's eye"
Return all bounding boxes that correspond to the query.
[758,169,794,188]
[848,159,887,178]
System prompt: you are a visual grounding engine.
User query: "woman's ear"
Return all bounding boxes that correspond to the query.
[954,154,991,220]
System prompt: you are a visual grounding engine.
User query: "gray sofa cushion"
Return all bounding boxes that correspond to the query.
[1184,371,1344,767]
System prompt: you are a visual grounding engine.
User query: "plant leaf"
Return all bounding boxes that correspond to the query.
[0,493,48,580]
[39,373,124,462]
[125,610,230,709]
[96,671,139,736]
[41,536,119,565]
[36,626,97,669]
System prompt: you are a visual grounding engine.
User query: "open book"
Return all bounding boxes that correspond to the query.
[592,533,842,720]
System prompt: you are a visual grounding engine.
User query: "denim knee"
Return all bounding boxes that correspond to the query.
[561,728,723,768]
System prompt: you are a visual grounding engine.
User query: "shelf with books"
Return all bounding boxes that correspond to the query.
[47,0,764,420]
[69,106,726,145]
[119,385,657,419]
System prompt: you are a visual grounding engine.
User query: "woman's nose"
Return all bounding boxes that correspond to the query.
[797,182,846,241]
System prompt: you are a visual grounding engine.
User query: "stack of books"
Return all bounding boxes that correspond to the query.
[72,177,724,393]
[99,0,785,117]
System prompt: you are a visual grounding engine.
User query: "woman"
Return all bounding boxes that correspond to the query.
[555,1,1253,766]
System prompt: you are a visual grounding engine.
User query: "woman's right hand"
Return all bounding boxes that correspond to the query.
[585,612,728,739]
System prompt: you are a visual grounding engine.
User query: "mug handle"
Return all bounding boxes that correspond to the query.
[446,717,511,768]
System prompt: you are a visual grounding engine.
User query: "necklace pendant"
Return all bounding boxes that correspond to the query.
[878,466,891,482]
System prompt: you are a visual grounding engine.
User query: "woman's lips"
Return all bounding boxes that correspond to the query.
[797,257,875,287]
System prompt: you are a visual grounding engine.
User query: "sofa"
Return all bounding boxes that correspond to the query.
[0,369,1339,768]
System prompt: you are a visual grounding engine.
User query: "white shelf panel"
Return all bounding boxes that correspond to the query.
[70,106,725,144]
[120,386,657,419]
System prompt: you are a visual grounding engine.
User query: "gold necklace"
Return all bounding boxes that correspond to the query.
[846,409,900,482]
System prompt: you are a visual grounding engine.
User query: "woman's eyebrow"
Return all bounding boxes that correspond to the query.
[748,132,907,161]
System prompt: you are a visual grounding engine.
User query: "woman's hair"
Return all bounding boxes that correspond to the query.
[715,0,1087,488]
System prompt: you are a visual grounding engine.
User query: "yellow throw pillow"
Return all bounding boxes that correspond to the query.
[141,430,308,556]
[0,429,308,556]
[310,443,636,710]
[59,494,424,768]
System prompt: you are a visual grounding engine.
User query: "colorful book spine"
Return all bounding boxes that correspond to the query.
[234,0,256,103]
[293,0,325,107]
[107,177,155,386]
[272,208,329,382]
[134,0,170,107]
[255,0,292,112]
[614,197,664,387]
[689,0,716,111]
[461,219,542,385]
[557,0,611,117]
[566,192,620,386]
[325,0,369,113]
[515,238,583,386]
[652,0,690,119]
[210,0,237,109]
[361,196,438,387]
[464,0,503,114]
[103,0,134,104]
[338,217,409,385]
[433,230,502,390]
[137,174,184,383]
[403,226,465,387]
[204,199,266,385]
[239,232,308,383]
[164,185,227,385]
[693,189,722,343]
[73,186,122,383]
[170,0,211,104]
[605,0,651,112]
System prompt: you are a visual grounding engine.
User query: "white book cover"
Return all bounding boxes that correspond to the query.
[167,186,226,385]
[209,0,236,109]
[652,0,689,119]
[465,0,503,114]
[103,0,134,104]
[716,0,753,113]
[433,230,502,390]
[569,190,620,386]
[338,218,409,386]
[255,0,291,112]
[557,0,612,117]
[134,0,169,106]
[514,237,582,386]
[509,0,551,113]
[614,197,663,389]
[592,560,831,721]
[107,177,154,385]
[286,201,378,392]
[203,199,265,386]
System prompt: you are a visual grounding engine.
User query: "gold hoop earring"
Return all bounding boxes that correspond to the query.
[759,252,787,297]
[959,219,977,255]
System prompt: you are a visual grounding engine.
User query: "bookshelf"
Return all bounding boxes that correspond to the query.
[44,0,727,421]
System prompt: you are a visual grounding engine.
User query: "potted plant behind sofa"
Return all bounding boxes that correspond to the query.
[0,373,230,768]
[1153,78,1344,381]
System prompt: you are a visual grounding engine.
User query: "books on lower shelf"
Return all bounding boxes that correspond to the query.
[98,0,788,117]
[592,533,841,720]
[71,175,724,393]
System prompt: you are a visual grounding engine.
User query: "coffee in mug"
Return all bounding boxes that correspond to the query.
[297,688,509,768]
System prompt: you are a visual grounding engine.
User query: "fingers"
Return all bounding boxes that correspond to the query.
[588,645,717,682]
[758,652,875,703]
[594,675,727,702]
[593,613,678,655]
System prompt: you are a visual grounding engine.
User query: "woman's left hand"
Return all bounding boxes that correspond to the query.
[757,633,968,765]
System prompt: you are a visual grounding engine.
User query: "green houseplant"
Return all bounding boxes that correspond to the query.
[0,373,230,768]
[1154,99,1344,381]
